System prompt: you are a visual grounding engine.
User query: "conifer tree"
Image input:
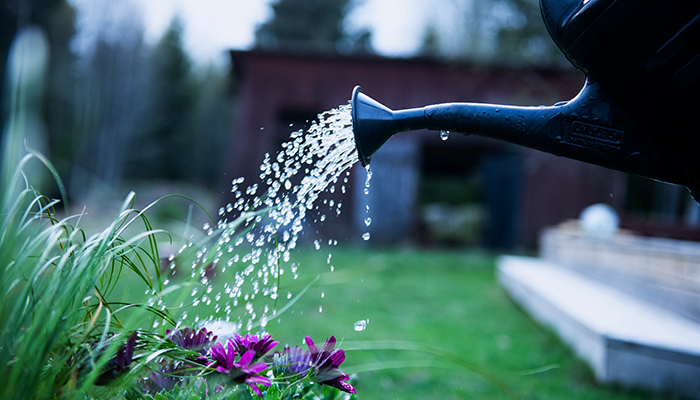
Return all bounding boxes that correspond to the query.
[255,0,371,53]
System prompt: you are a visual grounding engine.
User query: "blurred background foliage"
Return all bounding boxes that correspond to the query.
[2,0,233,207]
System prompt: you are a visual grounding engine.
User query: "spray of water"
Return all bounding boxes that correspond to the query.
[171,102,363,334]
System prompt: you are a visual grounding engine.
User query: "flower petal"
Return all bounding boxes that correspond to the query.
[247,360,268,374]
[336,381,356,394]
[329,349,345,366]
[238,349,256,367]
[246,375,271,386]
[246,382,263,397]
[321,336,336,354]
[225,339,237,368]
[263,339,279,354]
[215,366,230,374]
[316,368,347,382]
[304,336,317,354]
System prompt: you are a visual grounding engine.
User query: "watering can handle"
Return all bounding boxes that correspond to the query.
[539,0,700,198]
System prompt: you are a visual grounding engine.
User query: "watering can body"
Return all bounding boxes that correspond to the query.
[351,0,700,199]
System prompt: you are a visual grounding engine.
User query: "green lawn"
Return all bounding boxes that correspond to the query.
[115,247,669,399]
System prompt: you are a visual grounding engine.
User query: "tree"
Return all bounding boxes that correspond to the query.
[495,0,564,65]
[132,15,196,182]
[186,66,233,187]
[418,0,565,66]
[254,0,371,53]
[68,0,152,198]
[419,23,441,58]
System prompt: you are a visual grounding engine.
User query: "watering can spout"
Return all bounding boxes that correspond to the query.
[351,81,700,199]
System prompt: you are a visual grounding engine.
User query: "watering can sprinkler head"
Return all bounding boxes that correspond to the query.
[351,86,378,167]
[351,86,403,167]
[350,0,700,199]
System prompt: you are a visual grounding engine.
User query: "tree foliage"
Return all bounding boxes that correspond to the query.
[255,0,371,53]
[137,16,196,181]
[3,1,234,201]
[496,0,564,65]
[68,2,152,198]
[419,0,565,66]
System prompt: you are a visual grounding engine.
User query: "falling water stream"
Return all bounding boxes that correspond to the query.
[168,102,370,334]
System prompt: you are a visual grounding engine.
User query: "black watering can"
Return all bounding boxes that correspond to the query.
[351,0,700,200]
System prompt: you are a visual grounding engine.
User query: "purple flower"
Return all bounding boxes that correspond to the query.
[94,331,137,385]
[142,361,182,393]
[231,333,279,361]
[167,327,217,356]
[207,339,271,396]
[305,336,355,394]
[272,345,312,377]
[286,345,313,375]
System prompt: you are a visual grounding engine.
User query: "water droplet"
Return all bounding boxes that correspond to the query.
[364,165,372,188]
[318,306,323,313]
[362,232,371,241]
[440,130,450,141]
[353,319,368,331]
[364,217,372,226]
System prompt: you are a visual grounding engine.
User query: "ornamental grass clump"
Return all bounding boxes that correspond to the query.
[0,148,356,399]
[0,150,172,398]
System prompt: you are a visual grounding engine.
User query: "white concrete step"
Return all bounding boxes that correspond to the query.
[497,255,700,398]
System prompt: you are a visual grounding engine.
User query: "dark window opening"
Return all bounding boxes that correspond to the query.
[418,138,522,249]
